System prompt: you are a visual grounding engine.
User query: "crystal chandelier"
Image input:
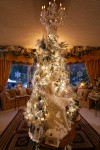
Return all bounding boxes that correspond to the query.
[40,0,66,37]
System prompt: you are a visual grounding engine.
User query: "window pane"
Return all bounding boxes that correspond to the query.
[70,63,89,86]
[6,64,28,89]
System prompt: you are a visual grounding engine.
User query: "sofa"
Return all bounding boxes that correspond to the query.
[77,88,94,108]
[1,88,33,111]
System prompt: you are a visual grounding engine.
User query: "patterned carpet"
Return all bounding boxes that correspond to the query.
[0,109,99,150]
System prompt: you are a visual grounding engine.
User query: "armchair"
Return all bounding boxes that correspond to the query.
[1,88,32,111]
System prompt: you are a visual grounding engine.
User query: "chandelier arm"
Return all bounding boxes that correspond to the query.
[40,0,66,37]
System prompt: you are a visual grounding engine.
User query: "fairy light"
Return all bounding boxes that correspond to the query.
[24,0,80,144]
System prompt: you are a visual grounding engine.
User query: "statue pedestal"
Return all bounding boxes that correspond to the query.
[39,122,78,149]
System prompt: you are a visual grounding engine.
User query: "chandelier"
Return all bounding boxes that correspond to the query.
[40,0,66,37]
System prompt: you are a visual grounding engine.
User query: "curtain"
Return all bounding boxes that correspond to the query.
[0,59,12,90]
[85,60,100,85]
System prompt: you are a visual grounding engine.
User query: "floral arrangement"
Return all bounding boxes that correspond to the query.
[94,76,100,87]
[0,45,36,58]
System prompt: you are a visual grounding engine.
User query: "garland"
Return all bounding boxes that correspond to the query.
[0,45,100,59]
[0,45,36,58]
[66,46,100,59]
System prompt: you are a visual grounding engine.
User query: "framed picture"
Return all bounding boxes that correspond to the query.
[45,136,60,147]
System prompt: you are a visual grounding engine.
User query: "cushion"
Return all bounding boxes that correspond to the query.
[5,92,10,99]
[77,89,84,96]
[72,87,77,93]
[7,89,16,98]
[82,89,90,101]
[19,88,26,96]
[0,85,3,92]
[15,90,20,95]
[26,88,32,95]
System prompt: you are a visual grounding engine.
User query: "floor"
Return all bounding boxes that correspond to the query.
[0,107,24,135]
[80,107,100,134]
[0,107,100,135]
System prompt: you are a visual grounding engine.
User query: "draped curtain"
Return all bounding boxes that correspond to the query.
[85,60,100,85]
[0,59,12,90]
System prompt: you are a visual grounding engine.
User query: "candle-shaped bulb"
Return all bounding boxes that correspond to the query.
[44,5,45,9]
[60,3,62,7]
[42,6,43,9]
[49,2,51,5]
[63,7,65,10]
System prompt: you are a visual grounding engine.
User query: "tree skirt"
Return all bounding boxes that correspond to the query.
[0,109,99,150]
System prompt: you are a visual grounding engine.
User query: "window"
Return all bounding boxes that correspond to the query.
[7,63,88,88]
[70,63,89,86]
[6,64,35,89]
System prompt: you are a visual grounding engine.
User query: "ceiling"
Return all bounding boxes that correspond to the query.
[0,0,100,49]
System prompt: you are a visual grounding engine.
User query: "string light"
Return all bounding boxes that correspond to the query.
[24,0,80,145]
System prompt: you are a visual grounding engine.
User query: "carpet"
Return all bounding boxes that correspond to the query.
[0,109,99,150]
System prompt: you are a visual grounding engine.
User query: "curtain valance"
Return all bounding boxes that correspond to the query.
[0,54,33,65]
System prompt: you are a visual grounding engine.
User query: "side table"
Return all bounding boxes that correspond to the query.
[88,94,100,116]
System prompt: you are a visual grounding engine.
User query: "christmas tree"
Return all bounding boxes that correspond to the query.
[24,0,80,147]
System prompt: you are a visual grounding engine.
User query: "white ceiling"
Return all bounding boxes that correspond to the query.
[0,0,100,49]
